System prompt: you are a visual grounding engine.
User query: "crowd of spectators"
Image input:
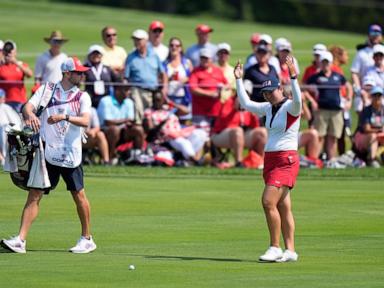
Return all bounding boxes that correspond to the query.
[0,22,383,168]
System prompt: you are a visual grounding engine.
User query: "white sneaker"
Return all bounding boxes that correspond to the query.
[1,236,26,253]
[69,236,97,254]
[276,249,299,262]
[259,246,283,262]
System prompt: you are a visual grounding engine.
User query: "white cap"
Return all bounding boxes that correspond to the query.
[320,51,333,63]
[274,37,287,50]
[260,34,273,45]
[0,40,3,50]
[362,75,376,87]
[88,44,105,55]
[132,29,148,40]
[313,43,327,55]
[373,44,384,55]
[217,42,231,53]
[276,38,292,52]
[200,48,212,58]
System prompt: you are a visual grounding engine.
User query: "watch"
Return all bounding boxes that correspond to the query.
[65,114,70,121]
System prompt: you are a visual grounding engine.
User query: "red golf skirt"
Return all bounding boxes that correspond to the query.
[263,150,300,189]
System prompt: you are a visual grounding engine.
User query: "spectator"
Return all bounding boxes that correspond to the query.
[125,29,167,125]
[365,44,384,88]
[217,43,236,94]
[244,34,281,75]
[0,88,22,166]
[0,41,33,112]
[97,81,144,164]
[83,107,109,165]
[101,26,127,74]
[275,38,300,86]
[0,40,4,63]
[351,24,383,89]
[84,44,118,108]
[353,86,384,167]
[329,44,353,155]
[34,30,68,85]
[189,48,228,129]
[163,37,193,122]
[302,43,327,83]
[244,44,279,103]
[354,75,376,113]
[307,52,349,160]
[144,92,208,164]
[148,20,169,62]
[185,24,217,67]
[211,94,267,167]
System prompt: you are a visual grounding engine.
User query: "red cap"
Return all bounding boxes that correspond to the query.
[61,56,89,73]
[149,20,165,31]
[250,33,260,45]
[196,24,213,34]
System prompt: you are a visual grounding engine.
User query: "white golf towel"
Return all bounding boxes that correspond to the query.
[27,137,51,189]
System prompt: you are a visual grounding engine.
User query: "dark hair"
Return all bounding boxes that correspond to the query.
[3,41,16,54]
[166,37,184,61]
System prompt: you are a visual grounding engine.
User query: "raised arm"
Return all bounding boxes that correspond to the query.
[234,61,268,116]
[286,55,302,116]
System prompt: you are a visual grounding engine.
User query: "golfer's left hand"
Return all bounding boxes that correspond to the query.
[285,55,297,78]
[47,114,65,124]
[234,60,243,79]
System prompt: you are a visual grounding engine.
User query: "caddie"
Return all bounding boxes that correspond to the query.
[1,57,97,254]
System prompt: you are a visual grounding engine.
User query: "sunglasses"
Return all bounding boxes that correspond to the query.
[152,29,163,33]
[106,33,117,38]
[170,43,181,48]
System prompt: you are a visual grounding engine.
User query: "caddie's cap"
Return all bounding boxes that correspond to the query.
[61,57,89,73]
[132,29,148,40]
[196,24,213,34]
[149,20,165,31]
[260,77,280,92]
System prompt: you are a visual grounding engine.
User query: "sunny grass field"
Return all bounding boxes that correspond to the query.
[0,167,384,288]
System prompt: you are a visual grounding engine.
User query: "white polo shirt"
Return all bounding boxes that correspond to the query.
[351,46,374,83]
[35,51,67,84]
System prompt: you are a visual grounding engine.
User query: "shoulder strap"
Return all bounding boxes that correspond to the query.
[35,82,57,117]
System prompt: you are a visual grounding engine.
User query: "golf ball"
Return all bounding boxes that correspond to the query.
[129,264,135,270]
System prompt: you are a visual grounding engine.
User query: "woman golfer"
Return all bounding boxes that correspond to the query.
[234,56,301,262]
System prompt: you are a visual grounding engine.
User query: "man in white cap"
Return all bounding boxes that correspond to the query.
[307,51,348,161]
[1,57,97,254]
[302,43,327,83]
[35,30,69,85]
[84,44,119,108]
[125,29,167,125]
[217,43,236,96]
[365,44,384,88]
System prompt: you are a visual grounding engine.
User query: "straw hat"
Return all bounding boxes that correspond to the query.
[44,30,69,43]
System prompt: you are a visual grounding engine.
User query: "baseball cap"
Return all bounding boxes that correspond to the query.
[313,43,327,55]
[250,33,260,45]
[149,20,164,31]
[368,24,382,36]
[256,44,269,53]
[217,42,231,53]
[132,29,148,40]
[260,77,280,92]
[0,40,3,50]
[61,57,89,73]
[88,44,105,55]
[276,38,292,52]
[320,51,333,63]
[370,86,383,96]
[373,44,384,55]
[196,24,213,34]
[362,75,376,87]
[259,34,273,45]
[200,48,212,58]
[0,88,5,98]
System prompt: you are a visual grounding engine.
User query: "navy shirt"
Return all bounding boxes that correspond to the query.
[244,64,279,102]
[307,71,346,110]
[357,104,384,133]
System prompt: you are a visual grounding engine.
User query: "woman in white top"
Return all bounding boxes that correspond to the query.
[234,56,301,263]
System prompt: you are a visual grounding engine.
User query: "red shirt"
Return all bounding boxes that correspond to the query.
[212,96,259,134]
[189,65,228,117]
[302,63,318,84]
[0,62,29,104]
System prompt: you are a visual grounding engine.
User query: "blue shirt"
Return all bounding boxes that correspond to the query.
[185,42,217,67]
[358,104,384,133]
[244,64,279,102]
[307,71,346,110]
[124,49,164,90]
[97,95,135,127]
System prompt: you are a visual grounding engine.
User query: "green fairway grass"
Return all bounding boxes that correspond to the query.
[1,168,383,288]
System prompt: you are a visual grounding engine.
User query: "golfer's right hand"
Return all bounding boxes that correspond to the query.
[234,60,243,79]
[25,113,40,132]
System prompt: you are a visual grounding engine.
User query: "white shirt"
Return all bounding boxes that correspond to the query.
[350,46,374,83]
[148,42,169,62]
[35,51,67,84]
[365,65,384,88]
[29,83,91,166]
[236,78,302,152]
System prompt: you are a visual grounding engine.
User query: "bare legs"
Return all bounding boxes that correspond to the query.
[262,185,295,251]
